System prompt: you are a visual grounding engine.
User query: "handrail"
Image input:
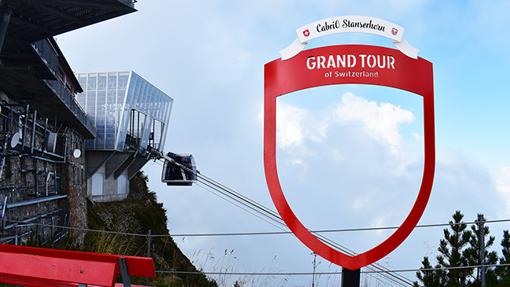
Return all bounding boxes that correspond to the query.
[31,39,59,78]
[31,39,96,137]
[43,80,96,137]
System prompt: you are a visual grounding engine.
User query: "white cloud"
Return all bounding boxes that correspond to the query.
[352,194,372,210]
[274,93,422,243]
[333,93,414,151]
[276,102,327,149]
[370,215,390,236]
[276,103,307,148]
[274,92,414,158]
[495,166,510,194]
[494,166,510,215]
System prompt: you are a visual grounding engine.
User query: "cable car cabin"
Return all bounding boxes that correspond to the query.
[161,152,197,186]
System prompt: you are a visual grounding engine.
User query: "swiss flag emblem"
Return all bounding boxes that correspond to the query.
[302,29,310,37]
[391,28,398,36]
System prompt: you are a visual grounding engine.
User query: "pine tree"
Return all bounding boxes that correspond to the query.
[414,211,473,287]
[437,211,473,286]
[414,257,446,287]
[496,230,510,286]
[464,214,498,287]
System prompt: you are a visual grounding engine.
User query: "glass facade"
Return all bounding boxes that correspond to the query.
[76,71,173,152]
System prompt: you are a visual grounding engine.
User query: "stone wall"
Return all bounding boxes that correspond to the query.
[65,128,88,246]
[0,93,88,246]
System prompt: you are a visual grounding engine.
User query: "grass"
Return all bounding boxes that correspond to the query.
[10,171,218,287]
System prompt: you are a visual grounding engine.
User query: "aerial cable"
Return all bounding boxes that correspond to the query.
[155,262,510,276]
[195,181,286,231]
[162,159,414,286]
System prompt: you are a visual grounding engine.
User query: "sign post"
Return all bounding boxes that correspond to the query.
[342,268,361,287]
[264,16,435,274]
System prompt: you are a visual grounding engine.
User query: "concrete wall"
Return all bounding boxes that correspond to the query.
[87,164,129,202]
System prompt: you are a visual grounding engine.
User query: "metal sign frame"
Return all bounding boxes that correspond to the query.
[264,44,435,270]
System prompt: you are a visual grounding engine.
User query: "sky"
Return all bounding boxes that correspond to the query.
[57,1,510,286]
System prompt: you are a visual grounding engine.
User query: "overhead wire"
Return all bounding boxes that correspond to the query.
[166,216,510,237]
[195,181,286,231]
[7,217,510,279]
[160,158,414,286]
[17,157,510,285]
[165,167,409,285]
[5,157,508,285]
[155,262,510,276]
[15,217,510,239]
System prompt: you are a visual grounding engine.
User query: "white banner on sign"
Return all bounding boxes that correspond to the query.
[280,16,419,60]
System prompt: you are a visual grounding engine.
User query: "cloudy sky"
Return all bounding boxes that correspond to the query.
[57,1,510,286]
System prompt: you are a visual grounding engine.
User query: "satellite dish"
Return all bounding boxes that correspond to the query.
[73,149,82,159]
[10,132,20,148]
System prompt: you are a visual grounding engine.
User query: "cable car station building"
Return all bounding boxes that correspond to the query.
[0,0,136,244]
[76,71,173,202]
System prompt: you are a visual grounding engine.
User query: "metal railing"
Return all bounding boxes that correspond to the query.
[43,80,96,137]
[31,39,59,78]
[31,39,96,137]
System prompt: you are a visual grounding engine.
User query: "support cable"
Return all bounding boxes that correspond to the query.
[155,262,510,276]
[162,159,414,286]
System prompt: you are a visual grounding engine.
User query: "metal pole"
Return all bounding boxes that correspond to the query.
[22,105,29,150]
[147,229,152,257]
[118,257,132,287]
[35,222,39,245]
[145,230,152,286]
[31,110,36,154]
[50,216,55,242]
[341,268,360,287]
[477,214,486,287]
[14,225,18,245]
[311,253,316,287]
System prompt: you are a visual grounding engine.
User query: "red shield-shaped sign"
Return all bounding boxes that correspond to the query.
[264,44,435,270]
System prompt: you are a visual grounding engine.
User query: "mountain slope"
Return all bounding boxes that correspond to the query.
[84,172,217,287]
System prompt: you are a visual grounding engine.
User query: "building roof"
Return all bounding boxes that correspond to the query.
[3,0,136,43]
[0,0,138,139]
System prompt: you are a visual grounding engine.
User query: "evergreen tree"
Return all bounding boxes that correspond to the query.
[465,214,498,287]
[496,230,510,286]
[414,257,446,287]
[414,211,473,287]
[437,211,473,286]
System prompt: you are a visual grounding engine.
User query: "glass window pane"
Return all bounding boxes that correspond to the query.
[98,74,106,90]
[118,72,129,89]
[87,74,96,90]
[108,73,117,89]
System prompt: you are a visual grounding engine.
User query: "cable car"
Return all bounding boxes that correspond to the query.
[161,152,197,186]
